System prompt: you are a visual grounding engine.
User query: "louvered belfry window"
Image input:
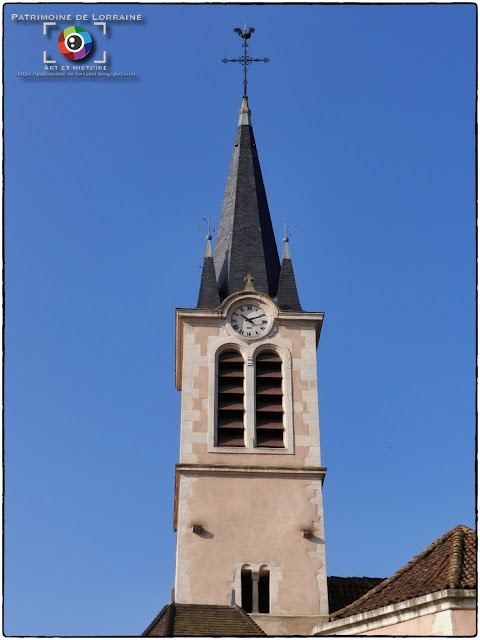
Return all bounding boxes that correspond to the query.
[216,351,245,446]
[255,352,285,447]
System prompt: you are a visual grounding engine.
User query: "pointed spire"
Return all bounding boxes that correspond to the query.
[213,98,280,301]
[276,235,302,311]
[197,233,220,308]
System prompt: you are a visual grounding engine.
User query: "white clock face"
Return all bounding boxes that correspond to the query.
[230,303,270,338]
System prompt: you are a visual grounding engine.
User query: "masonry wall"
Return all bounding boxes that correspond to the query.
[177,314,322,467]
[174,471,328,617]
[359,608,476,636]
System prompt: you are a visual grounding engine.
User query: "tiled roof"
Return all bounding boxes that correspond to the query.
[331,524,476,620]
[142,603,266,637]
[327,576,384,613]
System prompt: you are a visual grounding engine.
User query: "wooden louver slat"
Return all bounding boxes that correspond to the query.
[255,369,282,379]
[256,398,283,412]
[256,353,281,363]
[219,369,244,378]
[218,380,244,394]
[219,352,244,363]
[256,382,283,396]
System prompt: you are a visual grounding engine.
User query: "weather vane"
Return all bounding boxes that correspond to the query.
[222,25,269,98]
[276,220,297,241]
[198,217,214,239]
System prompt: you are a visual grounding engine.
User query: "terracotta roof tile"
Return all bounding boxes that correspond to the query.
[142,603,266,637]
[332,524,476,620]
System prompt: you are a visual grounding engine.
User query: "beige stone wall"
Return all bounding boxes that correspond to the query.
[174,302,328,617]
[174,470,328,616]
[451,608,477,636]
[313,593,477,637]
[250,613,329,636]
[177,309,323,468]
[360,608,476,636]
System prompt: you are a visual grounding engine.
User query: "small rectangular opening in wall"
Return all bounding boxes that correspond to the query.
[258,569,270,614]
[241,567,253,613]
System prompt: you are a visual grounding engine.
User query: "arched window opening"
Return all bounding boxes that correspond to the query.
[255,352,284,448]
[258,566,270,614]
[216,351,245,447]
[241,566,253,613]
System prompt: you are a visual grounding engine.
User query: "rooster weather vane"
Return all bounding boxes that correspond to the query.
[222,26,269,98]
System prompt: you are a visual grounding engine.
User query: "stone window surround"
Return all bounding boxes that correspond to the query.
[208,337,294,454]
[237,563,271,614]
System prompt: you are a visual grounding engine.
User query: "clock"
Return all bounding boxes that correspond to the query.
[229,302,272,339]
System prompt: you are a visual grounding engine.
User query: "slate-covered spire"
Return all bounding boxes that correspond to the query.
[213,97,280,301]
[276,236,302,311]
[197,234,221,308]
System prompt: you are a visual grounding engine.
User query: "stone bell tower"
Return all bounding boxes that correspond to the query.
[172,75,329,633]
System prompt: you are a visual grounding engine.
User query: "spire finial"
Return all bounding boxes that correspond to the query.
[282,220,291,259]
[204,217,212,256]
[198,217,213,256]
[222,26,269,98]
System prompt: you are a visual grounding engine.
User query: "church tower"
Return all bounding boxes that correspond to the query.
[173,30,328,636]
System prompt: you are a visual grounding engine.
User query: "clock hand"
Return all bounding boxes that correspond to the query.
[248,314,266,321]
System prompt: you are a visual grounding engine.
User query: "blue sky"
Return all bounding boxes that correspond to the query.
[4,3,476,636]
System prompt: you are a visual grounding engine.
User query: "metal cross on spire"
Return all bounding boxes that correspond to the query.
[222,25,269,98]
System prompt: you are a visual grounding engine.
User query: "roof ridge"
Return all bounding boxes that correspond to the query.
[330,525,469,620]
[142,604,171,636]
[233,605,267,635]
[447,526,466,588]
[328,575,384,580]
[166,602,176,637]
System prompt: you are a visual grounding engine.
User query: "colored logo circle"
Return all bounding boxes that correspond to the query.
[58,26,92,60]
